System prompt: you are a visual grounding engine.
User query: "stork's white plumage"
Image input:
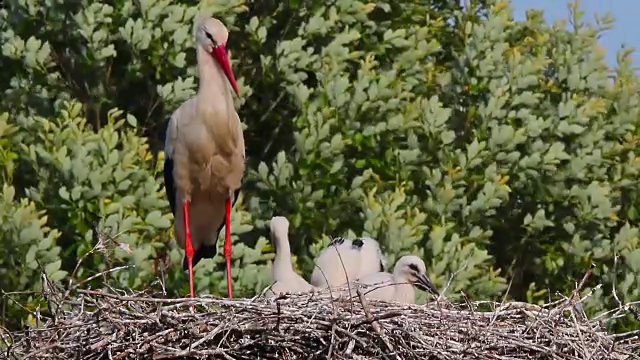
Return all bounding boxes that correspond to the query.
[309,237,386,288]
[353,255,438,304]
[163,16,244,299]
[264,216,315,298]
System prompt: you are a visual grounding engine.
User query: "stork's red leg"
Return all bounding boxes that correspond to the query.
[224,198,233,299]
[183,201,195,298]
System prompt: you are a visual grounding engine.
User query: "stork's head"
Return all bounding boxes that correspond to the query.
[270,216,290,238]
[394,255,439,295]
[195,17,240,96]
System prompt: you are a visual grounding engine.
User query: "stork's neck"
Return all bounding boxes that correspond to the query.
[395,282,416,304]
[392,270,417,303]
[273,231,294,276]
[196,45,235,117]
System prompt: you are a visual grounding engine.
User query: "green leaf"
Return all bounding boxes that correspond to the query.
[44,259,62,275]
[440,131,456,145]
[126,114,137,127]
[19,225,42,244]
[249,17,259,32]
[58,187,70,201]
[70,186,82,201]
[145,210,170,228]
[257,27,267,42]
[105,202,122,215]
[258,162,269,179]
[49,270,68,282]
[25,245,37,265]
[38,236,53,250]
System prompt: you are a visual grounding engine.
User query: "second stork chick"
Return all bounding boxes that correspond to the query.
[354,255,438,304]
[264,216,315,298]
[310,236,386,288]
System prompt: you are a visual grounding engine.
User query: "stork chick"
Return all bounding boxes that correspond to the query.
[163,16,244,299]
[354,255,438,304]
[264,216,315,298]
[310,236,386,288]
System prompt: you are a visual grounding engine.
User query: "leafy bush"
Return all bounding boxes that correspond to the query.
[0,0,638,333]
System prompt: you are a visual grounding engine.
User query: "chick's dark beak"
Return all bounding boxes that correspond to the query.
[414,273,439,296]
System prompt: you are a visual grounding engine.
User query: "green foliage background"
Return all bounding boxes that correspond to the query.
[1,0,638,334]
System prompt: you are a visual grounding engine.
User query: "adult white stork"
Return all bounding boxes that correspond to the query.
[309,236,386,288]
[163,16,244,299]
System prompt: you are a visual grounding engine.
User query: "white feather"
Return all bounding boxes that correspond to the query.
[310,236,385,288]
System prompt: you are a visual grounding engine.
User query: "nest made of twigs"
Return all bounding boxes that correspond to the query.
[2,282,639,360]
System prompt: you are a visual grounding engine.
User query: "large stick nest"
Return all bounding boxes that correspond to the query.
[2,281,638,360]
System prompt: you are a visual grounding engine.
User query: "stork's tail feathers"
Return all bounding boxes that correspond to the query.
[182,244,218,271]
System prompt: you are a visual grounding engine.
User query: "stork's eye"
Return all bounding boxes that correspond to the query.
[408,263,420,273]
[204,31,217,47]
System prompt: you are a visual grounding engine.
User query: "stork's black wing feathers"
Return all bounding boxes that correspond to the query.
[350,237,384,271]
[163,156,176,215]
[325,236,385,272]
[329,236,347,247]
[352,238,385,271]
[351,238,364,249]
[183,244,217,270]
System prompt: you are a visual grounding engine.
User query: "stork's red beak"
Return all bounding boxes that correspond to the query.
[211,44,240,96]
